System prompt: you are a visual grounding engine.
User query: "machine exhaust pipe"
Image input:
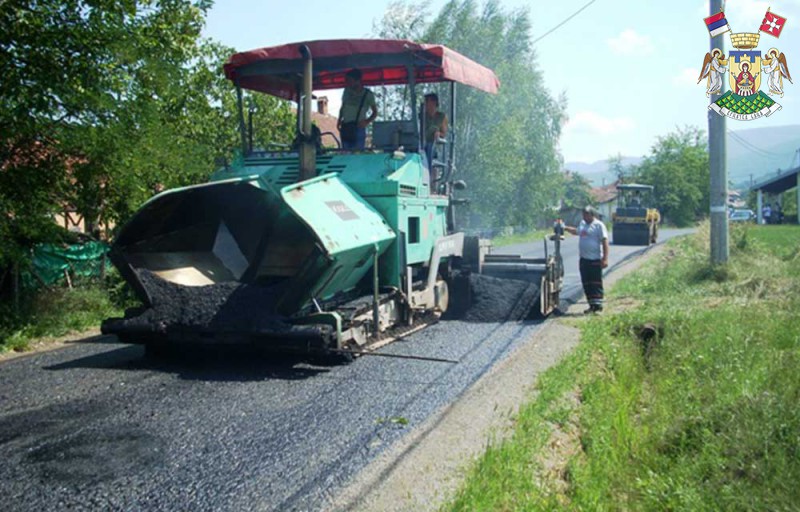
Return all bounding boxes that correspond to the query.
[298,45,316,181]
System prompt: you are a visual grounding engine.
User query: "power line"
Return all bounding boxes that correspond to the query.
[727,131,785,158]
[723,131,791,191]
[728,131,771,157]
[532,0,599,45]
[730,139,778,159]
[727,131,773,156]
[727,131,784,158]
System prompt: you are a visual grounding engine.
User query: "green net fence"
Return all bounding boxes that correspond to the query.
[21,241,110,289]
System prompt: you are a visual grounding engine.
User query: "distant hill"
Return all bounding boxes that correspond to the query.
[564,157,643,187]
[565,125,800,190]
[726,125,800,189]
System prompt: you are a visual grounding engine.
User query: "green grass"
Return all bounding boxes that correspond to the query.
[444,223,800,511]
[741,224,800,259]
[0,270,135,353]
[0,287,123,352]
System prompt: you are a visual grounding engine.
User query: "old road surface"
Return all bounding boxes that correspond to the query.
[0,229,690,511]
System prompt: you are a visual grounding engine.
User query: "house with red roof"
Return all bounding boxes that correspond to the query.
[294,96,341,147]
[591,181,619,221]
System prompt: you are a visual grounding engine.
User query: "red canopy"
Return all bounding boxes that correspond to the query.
[223,39,500,100]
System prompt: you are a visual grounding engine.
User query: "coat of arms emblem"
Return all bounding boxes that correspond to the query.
[698,8,792,120]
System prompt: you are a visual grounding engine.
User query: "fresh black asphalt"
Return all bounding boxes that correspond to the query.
[0,230,688,511]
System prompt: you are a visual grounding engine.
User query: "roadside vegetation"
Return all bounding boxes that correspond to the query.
[0,287,117,353]
[609,127,710,227]
[445,224,800,511]
[491,229,548,248]
[0,269,136,353]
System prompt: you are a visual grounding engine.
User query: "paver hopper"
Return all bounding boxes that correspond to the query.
[109,175,395,314]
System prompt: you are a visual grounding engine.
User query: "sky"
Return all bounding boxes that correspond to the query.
[202,0,800,164]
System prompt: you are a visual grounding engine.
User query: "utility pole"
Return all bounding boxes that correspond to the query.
[709,0,728,264]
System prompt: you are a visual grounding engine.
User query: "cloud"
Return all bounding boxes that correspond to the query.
[564,111,636,136]
[674,67,700,86]
[607,29,654,56]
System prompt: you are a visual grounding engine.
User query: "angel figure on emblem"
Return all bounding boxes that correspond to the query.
[698,48,728,97]
[762,48,792,97]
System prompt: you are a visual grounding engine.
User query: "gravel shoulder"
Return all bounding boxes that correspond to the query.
[333,242,668,512]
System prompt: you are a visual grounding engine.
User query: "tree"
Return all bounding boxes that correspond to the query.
[608,153,633,183]
[374,0,566,229]
[372,1,432,122]
[1,0,210,265]
[630,127,710,227]
[373,0,431,40]
[561,171,593,210]
[0,1,294,267]
[74,39,294,228]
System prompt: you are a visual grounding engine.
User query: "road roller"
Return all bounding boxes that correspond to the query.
[612,183,660,246]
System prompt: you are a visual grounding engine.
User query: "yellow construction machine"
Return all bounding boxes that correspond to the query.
[611,184,660,246]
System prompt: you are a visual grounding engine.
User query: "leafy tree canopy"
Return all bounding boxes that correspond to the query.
[375,0,566,229]
[561,171,593,211]
[0,0,293,267]
[629,126,710,227]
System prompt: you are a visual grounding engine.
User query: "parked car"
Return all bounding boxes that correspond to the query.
[729,209,754,222]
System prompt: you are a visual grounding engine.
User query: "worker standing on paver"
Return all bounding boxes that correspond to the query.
[564,206,609,314]
[337,69,378,150]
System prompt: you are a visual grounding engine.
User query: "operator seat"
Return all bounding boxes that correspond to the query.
[372,120,417,151]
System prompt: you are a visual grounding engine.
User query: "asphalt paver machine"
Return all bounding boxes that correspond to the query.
[612,183,660,246]
[102,39,564,357]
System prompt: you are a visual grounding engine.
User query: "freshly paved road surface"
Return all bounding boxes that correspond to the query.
[0,229,689,511]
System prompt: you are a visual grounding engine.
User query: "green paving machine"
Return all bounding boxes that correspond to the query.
[101,39,563,357]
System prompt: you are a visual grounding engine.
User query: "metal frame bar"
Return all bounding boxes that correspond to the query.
[448,81,456,176]
[235,82,248,156]
[407,63,419,152]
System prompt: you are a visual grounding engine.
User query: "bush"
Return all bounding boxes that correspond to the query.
[0,267,138,352]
